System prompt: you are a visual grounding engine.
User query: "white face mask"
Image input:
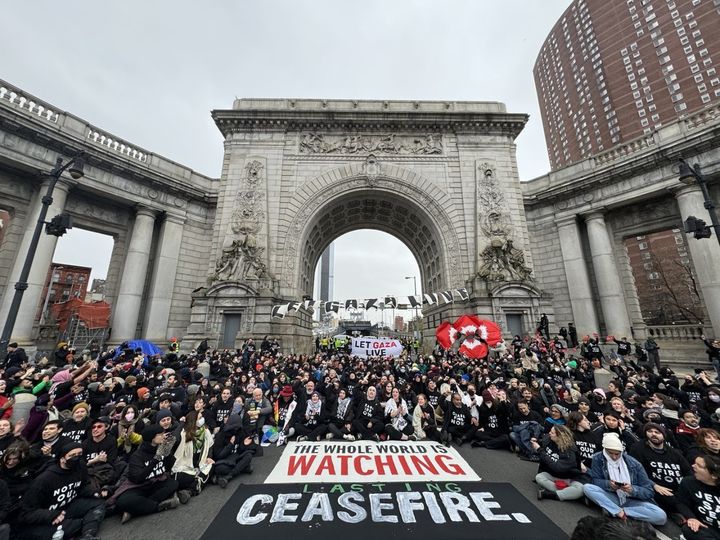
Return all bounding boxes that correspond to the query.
[710,394,720,403]
[197,416,205,427]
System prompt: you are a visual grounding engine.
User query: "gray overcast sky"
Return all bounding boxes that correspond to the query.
[4,0,572,324]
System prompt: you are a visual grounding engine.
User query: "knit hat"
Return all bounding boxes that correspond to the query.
[643,422,666,437]
[142,424,165,442]
[156,409,173,423]
[602,432,623,451]
[550,404,568,418]
[280,385,294,398]
[88,382,101,392]
[642,407,662,420]
[72,402,89,414]
[137,387,150,399]
[481,390,494,403]
[57,440,82,459]
[593,388,606,399]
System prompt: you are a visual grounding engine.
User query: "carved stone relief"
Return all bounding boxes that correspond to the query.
[210,159,272,285]
[299,133,442,155]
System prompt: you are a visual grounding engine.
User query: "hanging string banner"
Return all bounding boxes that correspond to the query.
[271,288,469,318]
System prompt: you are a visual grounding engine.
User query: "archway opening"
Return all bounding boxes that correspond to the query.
[44,227,114,349]
[313,230,422,336]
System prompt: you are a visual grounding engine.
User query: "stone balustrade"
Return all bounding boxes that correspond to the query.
[0,83,58,123]
[646,324,712,341]
[86,128,148,162]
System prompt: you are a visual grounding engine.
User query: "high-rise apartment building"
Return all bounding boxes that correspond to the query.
[534,0,720,170]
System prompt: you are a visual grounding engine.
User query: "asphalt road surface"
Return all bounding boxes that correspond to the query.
[100,443,682,540]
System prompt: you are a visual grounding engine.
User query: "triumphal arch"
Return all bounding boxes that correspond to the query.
[185,99,545,351]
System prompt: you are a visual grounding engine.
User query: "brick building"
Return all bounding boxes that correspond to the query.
[38,263,92,321]
[534,0,720,170]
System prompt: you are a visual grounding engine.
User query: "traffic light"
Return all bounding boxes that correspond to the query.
[45,213,73,237]
[684,216,712,239]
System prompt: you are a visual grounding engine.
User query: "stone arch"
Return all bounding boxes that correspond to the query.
[279,163,464,296]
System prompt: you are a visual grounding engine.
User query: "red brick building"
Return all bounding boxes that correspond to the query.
[535,0,720,170]
[38,263,92,321]
[624,228,703,325]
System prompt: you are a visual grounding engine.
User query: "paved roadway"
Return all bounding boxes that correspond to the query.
[100,443,682,540]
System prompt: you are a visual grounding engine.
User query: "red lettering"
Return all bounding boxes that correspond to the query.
[316,455,336,475]
[434,454,464,475]
[354,455,373,476]
[374,454,398,475]
[396,454,413,475]
[337,455,351,476]
[410,454,438,475]
[288,455,316,476]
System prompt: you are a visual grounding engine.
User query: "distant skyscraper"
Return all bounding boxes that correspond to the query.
[320,243,334,303]
[535,0,720,170]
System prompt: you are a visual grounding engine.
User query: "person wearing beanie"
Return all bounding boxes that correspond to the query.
[62,402,92,444]
[18,437,106,539]
[472,389,511,450]
[584,432,667,525]
[591,409,640,451]
[543,404,568,433]
[275,385,299,445]
[87,381,112,420]
[110,423,180,524]
[629,422,692,518]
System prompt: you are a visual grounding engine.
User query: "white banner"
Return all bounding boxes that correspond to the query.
[350,337,404,358]
[265,441,481,484]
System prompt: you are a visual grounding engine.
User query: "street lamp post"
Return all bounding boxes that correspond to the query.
[679,158,720,249]
[0,154,85,359]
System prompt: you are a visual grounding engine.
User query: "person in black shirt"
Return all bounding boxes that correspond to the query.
[352,387,384,441]
[441,393,474,446]
[677,454,720,539]
[82,417,119,493]
[630,422,692,518]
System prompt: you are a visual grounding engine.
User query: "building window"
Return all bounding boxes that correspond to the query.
[639,241,648,250]
[648,272,660,280]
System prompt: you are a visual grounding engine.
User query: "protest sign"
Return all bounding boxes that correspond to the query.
[266,441,480,484]
[200,482,569,540]
[350,338,404,357]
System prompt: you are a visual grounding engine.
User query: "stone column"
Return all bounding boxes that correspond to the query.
[584,211,633,339]
[111,207,157,342]
[0,178,72,343]
[674,183,720,336]
[555,216,599,337]
[143,214,185,341]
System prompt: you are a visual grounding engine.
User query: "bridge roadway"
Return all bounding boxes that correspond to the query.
[100,442,682,539]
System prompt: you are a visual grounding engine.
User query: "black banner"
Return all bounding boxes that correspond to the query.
[200,482,568,540]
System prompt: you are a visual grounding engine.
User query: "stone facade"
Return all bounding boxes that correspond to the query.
[1,78,719,362]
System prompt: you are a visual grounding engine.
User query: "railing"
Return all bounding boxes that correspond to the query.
[0,84,59,123]
[87,128,149,163]
[646,324,712,341]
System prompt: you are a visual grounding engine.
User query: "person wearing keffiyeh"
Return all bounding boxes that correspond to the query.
[583,432,666,525]
[295,392,327,442]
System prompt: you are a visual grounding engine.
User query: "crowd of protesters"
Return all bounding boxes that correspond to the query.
[0,329,719,539]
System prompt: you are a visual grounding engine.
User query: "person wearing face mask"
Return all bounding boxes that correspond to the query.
[113,405,144,461]
[171,410,214,502]
[18,440,106,540]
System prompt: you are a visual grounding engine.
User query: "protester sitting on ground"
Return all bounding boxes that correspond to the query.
[584,432,666,526]
[412,394,440,442]
[295,391,327,442]
[352,386,384,442]
[677,454,720,540]
[211,413,254,488]
[172,410,214,501]
[327,388,353,441]
[688,428,720,464]
[244,388,272,437]
[629,422,691,521]
[18,439,106,540]
[384,387,414,441]
[532,425,584,501]
[111,424,180,524]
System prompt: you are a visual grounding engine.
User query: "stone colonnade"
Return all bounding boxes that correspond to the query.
[0,180,185,345]
[554,187,720,339]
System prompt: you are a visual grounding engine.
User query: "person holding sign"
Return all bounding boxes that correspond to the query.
[677,455,720,539]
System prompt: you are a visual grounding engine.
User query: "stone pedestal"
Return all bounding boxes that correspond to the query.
[555,216,599,337]
[584,212,632,338]
[111,207,156,342]
[674,183,720,336]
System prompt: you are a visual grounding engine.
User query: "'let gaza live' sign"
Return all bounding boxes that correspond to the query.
[350,338,403,357]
